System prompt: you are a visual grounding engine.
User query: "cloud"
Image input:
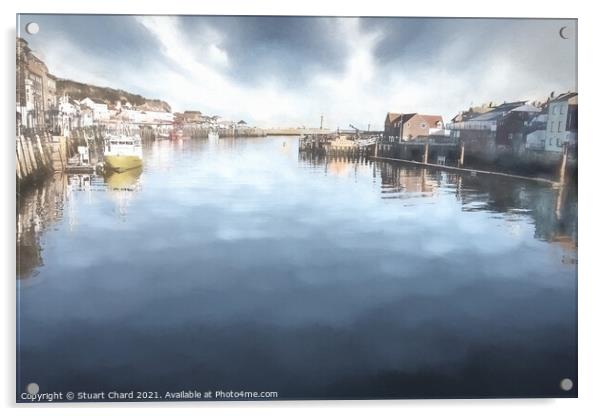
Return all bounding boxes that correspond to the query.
[20,15,576,129]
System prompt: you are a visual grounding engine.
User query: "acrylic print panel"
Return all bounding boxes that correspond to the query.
[16,14,577,402]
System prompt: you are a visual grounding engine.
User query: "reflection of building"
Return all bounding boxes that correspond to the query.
[455,173,577,252]
[327,159,352,177]
[379,163,437,196]
[17,174,68,280]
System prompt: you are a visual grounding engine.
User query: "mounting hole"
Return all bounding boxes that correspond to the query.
[560,378,573,391]
[25,22,40,35]
[26,382,39,394]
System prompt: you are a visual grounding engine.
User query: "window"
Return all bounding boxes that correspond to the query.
[560,104,565,114]
[551,105,556,114]
[421,123,426,129]
[557,138,561,147]
[549,138,553,146]
[558,121,562,132]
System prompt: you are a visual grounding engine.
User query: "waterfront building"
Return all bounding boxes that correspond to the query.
[182,110,204,124]
[79,107,95,127]
[383,112,401,142]
[451,102,495,123]
[57,95,81,133]
[525,113,549,151]
[544,92,578,152]
[383,112,444,142]
[80,97,111,121]
[124,109,174,124]
[448,101,537,157]
[17,37,56,130]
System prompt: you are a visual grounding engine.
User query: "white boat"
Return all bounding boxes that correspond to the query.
[104,134,143,173]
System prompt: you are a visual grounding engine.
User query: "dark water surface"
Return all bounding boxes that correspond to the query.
[17,137,577,400]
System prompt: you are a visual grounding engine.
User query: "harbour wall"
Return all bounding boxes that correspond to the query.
[16,127,106,191]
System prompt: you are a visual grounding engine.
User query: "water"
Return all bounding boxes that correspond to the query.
[16,137,577,400]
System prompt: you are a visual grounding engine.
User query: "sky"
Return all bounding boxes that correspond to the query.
[18,15,577,129]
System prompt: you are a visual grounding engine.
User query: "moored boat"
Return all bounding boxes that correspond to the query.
[104,134,143,173]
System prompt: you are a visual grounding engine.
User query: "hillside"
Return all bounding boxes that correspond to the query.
[56,79,171,112]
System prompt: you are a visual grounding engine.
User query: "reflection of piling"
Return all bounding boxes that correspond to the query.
[555,185,566,220]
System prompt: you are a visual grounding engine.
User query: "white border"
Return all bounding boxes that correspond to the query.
[2,1,601,415]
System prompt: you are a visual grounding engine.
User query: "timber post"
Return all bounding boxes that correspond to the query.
[558,143,569,186]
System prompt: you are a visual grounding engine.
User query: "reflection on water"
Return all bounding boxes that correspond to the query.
[105,167,143,218]
[17,137,577,399]
[17,175,67,281]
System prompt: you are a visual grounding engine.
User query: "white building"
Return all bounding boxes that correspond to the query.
[80,97,110,121]
[124,109,174,124]
[545,92,578,152]
[79,108,94,127]
[58,95,79,116]
[525,113,548,150]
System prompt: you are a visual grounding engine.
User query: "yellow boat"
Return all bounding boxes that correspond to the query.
[104,134,143,173]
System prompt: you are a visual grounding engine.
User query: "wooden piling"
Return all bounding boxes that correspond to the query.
[458,142,465,167]
[16,147,23,181]
[20,136,33,177]
[558,144,568,186]
[423,143,429,164]
[16,137,27,179]
[35,134,48,168]
[26,136,39,172]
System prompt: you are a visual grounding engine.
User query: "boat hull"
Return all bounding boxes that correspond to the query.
[104,155,143,173]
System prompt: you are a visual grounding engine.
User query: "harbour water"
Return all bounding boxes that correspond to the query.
[17,136,577,400]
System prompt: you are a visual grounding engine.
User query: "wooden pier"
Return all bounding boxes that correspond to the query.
[298,133,379,157]
[300,136,570,187]
[371,156,559,186]
[371,140,569,186]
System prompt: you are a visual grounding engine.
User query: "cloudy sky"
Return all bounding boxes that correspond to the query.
[18,15,576,129]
